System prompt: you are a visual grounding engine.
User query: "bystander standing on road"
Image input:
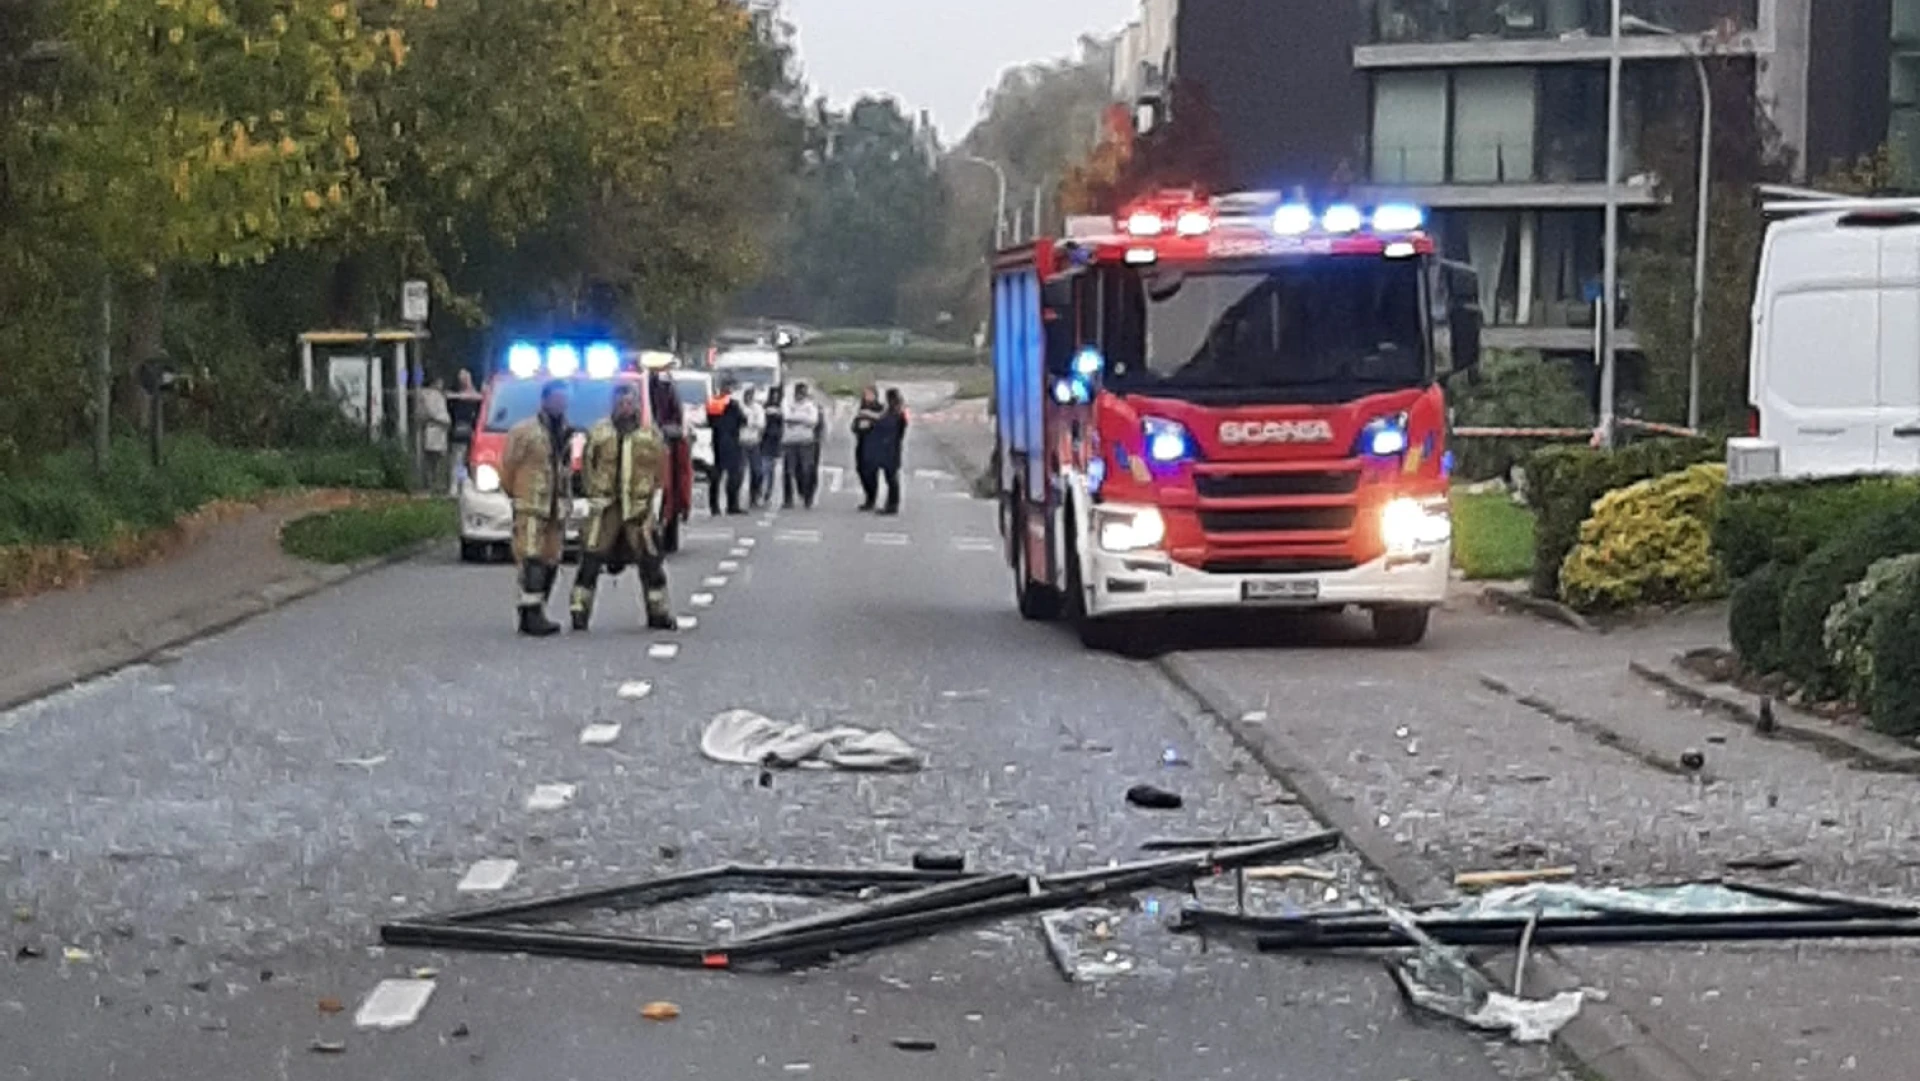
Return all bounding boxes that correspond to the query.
[705,378,748,516]
[447,368,483,494]
[873,387,909,515]
[781,382,822,509]
[852,385,884,511]
[755,385,785,509]
[418,376,453,494]
[740,386,767,511]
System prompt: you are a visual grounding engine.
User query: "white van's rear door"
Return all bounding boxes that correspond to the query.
[1875,226,1920,472]
[1759,223,1882,477]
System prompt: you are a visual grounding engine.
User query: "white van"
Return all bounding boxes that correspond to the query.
[1735,200,1920,482]
[712,347,783,397]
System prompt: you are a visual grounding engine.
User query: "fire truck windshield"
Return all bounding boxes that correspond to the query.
[1102,258,1427,404]
[483,379,630,433]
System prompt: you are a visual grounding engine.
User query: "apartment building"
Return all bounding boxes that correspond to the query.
[1111,0,1900,358]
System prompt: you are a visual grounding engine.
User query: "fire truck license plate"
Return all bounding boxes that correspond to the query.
[1242,579,1321,602]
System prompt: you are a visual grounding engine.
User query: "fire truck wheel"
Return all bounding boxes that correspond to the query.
[1371,606,1432,647]
[1011,503,1062,622]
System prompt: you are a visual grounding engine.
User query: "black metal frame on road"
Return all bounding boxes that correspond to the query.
[380,833,1344,970]
[1168,879,1920,953]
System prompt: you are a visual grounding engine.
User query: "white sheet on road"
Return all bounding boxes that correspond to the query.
[700,709,925,772]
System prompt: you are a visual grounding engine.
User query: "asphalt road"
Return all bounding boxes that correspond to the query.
[0,407,1572,1081]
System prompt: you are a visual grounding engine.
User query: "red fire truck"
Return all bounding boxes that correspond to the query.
[458,339,694,562]
[992,189,1483,650]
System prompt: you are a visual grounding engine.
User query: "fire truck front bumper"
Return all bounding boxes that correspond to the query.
[458,484,587,548]
[1085,498,1453,615]
[1090,546,1451,615]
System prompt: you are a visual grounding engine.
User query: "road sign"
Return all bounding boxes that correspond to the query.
[402,280,429,324]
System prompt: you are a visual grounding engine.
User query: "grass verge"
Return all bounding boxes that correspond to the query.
[280,498,457,564]
[1453,489,1535,581]
[785,339,982,365]
[789,360,992,400]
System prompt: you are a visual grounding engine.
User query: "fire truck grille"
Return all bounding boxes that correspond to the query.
[1194,471,1359,498]
[1202,556,1360,575]
[1199,507,1357,534]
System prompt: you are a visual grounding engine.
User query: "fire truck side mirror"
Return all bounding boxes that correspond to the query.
[1443,263,1484,377]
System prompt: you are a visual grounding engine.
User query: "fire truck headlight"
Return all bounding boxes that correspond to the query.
[1125,211,1165,237]
[1381,497,1450,554]
[507,342,542,379]
[473,463,502,494]
[584,342,620,379]
[1096,506,1166,553]
[546,344,581,379]
[1143,417,1193,464]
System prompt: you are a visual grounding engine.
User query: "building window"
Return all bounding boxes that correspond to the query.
[1452,68,1537,182]
[1893,0,1920,185]
[1373,71,1449,183]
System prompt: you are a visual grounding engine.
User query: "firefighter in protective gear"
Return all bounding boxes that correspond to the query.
[570,382,678,631]
[503,379,573,637]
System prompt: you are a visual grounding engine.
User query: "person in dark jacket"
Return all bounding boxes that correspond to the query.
[851,385,884,511]
[705,378,748,515]
[755,385,785,508]
[873,388,909,516]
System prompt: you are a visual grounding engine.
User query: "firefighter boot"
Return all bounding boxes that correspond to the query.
[517,562,561,638]
[644,588,679,631]
[570,556,603,632]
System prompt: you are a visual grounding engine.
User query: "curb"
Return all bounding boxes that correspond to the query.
[1155,651,1708,1081]
[1627,658,1920,774]
[0,537,444,715]
[1480,584,1598,634]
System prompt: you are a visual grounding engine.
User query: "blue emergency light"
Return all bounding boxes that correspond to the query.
[503,339,624,379]
[1269,202,1428,238]
[1361,413,1410,457]
[546,343,581,378]
[507,342,542,379]
[584,343,621,379]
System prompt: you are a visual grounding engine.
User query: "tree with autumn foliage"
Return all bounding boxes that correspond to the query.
[1060,78,1232,216]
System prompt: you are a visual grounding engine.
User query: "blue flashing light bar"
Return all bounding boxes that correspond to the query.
[507,342,542,379]
[1321,204,1363,233]
[584,342,621,379]
[1265,202,1429,240]
[1272,204,1314,235]
[546,343,582,379]
[1371,203,1425,232]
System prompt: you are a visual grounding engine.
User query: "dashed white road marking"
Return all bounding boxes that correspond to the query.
[579,724,622,747]
[914,468,954,481]
[457,859,520,893]
[823,466,845,493]
[864,532,910,547]
[526,784,577,812]
[685,528,736,542]
[648,643,680,660]
[756,517,776,528]
[954,537,998,553]
[702,575,729,588]
[677,615,700,631]
[740,537,758,549]
[691,593,716,608]
[354,979,436,1031]
[728,546,750,558]
[776,529,821,544]
[939,490,973,500]
[616,681,653,701]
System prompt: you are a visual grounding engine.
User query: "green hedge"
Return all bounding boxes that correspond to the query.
[1778,505,1920,696]
[1523,437,1722,599]
[1867,568,1920,737]
[280,500,456,564]
[0,437,409,548]
[1729,561,1790,676]
[1715,475,1920,581]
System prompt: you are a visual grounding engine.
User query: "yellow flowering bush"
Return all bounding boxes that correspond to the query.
[1559,463,1729,613]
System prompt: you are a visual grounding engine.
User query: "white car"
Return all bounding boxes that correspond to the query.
[669,370,715,476]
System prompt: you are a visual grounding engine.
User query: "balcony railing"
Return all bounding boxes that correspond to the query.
[1370,0,1757,47]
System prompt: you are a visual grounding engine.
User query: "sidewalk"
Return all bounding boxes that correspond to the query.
[1175,602,1920,1081]
[0,497,382,712]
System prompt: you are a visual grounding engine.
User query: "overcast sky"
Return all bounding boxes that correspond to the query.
[780,0,1138,140]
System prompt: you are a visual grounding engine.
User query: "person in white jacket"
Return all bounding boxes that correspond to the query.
[780,383,823,508]
[740,387,769,509]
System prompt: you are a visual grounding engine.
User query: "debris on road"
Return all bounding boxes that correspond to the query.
[910,852,965,873]
[381,835,1339,971]
[353,977,436,1031]
[1244,865,1337,883]
[308,1038,347,1054]
[640,1001,681,1021]
[14,945,42,960]
[1039,907,1134,983]
[524,783,577,812]
[1140,833,1338,856]
[890,1038,938,1053]
[317,997,344,1015]
[1724,854,1799,872]
[60,947,92,963]
[700,709,925,772]
[1454,867,1578,891]
[1124,784,1183,810]
[336,753,389,770]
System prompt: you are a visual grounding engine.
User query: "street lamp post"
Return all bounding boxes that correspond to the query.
[1599,0,1623,447]
[958,154,1009,250]
[1624,15,1713,433]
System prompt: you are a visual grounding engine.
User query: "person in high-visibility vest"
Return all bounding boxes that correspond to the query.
[570,382,677,631]
[705,379,748,515]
